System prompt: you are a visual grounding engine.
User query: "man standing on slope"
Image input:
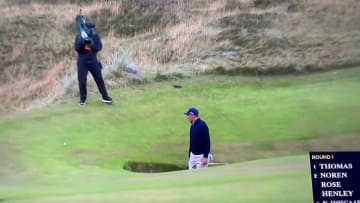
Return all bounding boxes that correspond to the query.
[184,107,212,170]
[74,22,112,105]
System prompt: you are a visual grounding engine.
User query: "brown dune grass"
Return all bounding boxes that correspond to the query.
[0,0,359,113]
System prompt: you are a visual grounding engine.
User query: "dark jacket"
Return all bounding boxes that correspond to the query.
[189,118,211,158]
[74,33,102,67]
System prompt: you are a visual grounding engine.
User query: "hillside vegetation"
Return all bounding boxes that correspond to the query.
[0,0,359,112]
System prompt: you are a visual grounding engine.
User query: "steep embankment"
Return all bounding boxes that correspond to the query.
[0,0,359,112]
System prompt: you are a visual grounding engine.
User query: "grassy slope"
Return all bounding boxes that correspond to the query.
[6,156,312,203]
[1,67,360,202]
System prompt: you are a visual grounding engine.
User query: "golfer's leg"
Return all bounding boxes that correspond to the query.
[188,158,192,170]
[89,65,109,98]
[195,154,208,169]
[78,64,88,101]
[189,154,202,169]
[188,153,198,170]
[195,155,203,169]
[188,154,195,170]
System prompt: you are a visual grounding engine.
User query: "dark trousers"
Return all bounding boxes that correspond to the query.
[78,62,109,100]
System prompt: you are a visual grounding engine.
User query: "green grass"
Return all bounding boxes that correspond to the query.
[1,67,360,202]
[3,156,312,203]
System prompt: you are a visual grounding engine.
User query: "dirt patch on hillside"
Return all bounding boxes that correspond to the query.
[0,142,12,165]
[0,142,24,175]
[0,141,32,187]
[70,148,98,165]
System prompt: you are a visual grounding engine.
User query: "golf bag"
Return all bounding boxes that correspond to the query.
[75,13,93,43]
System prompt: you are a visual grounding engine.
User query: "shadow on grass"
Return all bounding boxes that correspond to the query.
[123,161,187,173]
[123,161,227,173]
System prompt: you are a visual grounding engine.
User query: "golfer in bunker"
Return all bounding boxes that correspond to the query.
[184,107,212,170]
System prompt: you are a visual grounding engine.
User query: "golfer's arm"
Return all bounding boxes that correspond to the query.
[91,34,102,51]
[74,35,83,52]
[203,125,211,158]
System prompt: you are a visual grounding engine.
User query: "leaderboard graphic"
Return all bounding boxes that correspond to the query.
[310,152,360,203]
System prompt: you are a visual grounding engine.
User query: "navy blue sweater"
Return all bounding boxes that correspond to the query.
[189,118,211,158]
[74,34,102,67]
